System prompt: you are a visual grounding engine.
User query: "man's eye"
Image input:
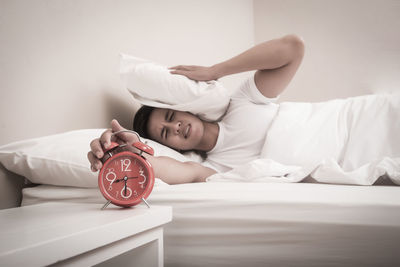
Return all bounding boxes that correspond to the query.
[169,112,174,122]
[161,127,169,139]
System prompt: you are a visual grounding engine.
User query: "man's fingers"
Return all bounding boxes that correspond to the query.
[90,138,104,159]
[169,65,194,71]
[88,119,135,172]
[170,69,187,76]
[87,151,102,172]
[88,119,142,173]
[111,119,125,133]
[99,129,113,149]
[110,119,139,143]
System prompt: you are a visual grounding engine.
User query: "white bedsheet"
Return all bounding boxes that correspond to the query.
[208,93,400,185]
[22,182,400,267]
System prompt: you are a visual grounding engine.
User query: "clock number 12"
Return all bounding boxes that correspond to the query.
[121,159,131,172]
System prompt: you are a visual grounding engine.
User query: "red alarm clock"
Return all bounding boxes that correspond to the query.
[98,133,155,209]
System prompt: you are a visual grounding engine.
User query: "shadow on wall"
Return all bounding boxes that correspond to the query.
[102,88,140,131]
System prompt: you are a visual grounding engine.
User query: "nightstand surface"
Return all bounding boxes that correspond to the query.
[0,202,172,267]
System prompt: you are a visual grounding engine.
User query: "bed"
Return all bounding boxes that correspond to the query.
[2,50,400,267]
[18,180,400,267]
[0,121,399,267]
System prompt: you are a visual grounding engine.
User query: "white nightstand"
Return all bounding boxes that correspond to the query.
[0,202,172,267]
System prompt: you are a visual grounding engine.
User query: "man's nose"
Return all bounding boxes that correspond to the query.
[171,121,181,134]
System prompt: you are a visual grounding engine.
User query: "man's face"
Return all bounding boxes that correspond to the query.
[147,108,205,151]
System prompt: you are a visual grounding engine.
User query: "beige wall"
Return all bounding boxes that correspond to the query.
[4,0,399,145]
[0,0,254,146]
[254,0,400,102]
[2,0,400,144]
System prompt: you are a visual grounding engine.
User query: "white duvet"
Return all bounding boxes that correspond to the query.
[118,56,399,185]
[207,93,400,185]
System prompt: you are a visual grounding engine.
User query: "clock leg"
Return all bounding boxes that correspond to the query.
[141,198,150,208]
[101,200,112,210]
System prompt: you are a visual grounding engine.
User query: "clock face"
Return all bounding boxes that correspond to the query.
[98,151,154,207]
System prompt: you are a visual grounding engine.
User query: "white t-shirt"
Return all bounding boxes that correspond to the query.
[204,75,279,172]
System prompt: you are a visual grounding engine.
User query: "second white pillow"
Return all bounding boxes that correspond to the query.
[0,129,199,188]
[120,53,231,122]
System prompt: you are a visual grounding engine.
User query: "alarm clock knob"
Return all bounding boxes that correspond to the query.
[133,142,154,156]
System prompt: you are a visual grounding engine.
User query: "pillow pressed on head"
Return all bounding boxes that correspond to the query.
[119,53,230,122]
[0,129,200,188]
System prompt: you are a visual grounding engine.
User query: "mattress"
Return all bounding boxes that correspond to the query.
[22,181,400,267]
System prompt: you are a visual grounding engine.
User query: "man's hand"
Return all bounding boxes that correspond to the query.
[87,119,139,172]
[169,65,219,81]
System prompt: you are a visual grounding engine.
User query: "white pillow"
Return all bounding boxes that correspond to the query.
[120,53,230,121]
[0,129,198,188]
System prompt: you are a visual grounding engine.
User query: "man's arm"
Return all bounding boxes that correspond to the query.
[145,155,216,184]
[88,120,216,185]
[170,34,305,98]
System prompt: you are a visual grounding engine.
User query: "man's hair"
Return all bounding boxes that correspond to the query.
[133,105,155,139]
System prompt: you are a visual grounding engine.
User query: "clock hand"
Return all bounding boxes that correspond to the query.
[124,179,127,196]
[114,176,138,183]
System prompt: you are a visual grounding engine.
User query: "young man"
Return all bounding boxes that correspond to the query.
[88,34,305,184]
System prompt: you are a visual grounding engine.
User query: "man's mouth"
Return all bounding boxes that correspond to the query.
[184,124,191,139]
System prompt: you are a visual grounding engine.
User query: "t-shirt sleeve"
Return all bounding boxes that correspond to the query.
[231,74,279,104]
